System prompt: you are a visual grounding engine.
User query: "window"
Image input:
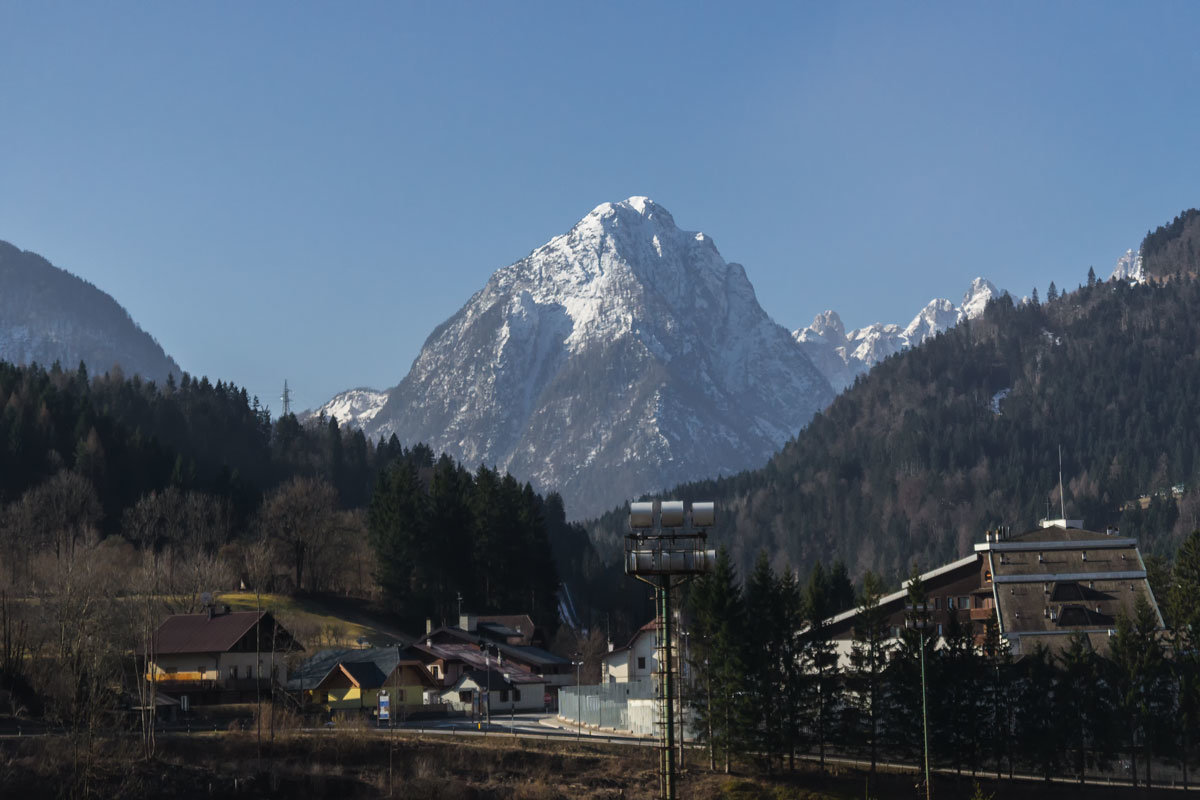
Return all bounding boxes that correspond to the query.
[459,691,472,703]
[946,597,955,610]
[398,689,406,703]
[431,665,441,679]
[500,690,509,703]
[230,666,239,680]
[637,657,646,670]
[246,666,253,679]
[959,596,969,610]
[934,598,941,610]
[937,624,943,637]
[984,570,992,583]
[514,689,521,702]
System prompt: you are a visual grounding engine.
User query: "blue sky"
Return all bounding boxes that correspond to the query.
[3,3,1199,412]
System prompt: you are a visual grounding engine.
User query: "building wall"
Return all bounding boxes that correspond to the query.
[604,632,658,684]
[440,677,548,714]
[149,651,288,687]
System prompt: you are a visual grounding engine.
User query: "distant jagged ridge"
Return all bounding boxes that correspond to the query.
[792,277,1001,392]
[0,240,180,383]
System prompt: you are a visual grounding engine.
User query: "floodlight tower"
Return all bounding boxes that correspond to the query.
[626,499,716,800]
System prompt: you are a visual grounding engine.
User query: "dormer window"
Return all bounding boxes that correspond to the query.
[984,570,992,583]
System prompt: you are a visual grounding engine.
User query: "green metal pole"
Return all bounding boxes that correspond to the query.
[920,627,931,800]
[662,581,676,800]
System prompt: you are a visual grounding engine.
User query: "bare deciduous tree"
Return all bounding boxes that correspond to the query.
[258,477,340,592]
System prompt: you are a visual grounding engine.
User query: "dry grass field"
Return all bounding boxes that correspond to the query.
[1,729,1187,800]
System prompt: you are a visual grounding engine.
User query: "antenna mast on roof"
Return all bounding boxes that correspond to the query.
[1058,445,1066,521]
[281,380,292,417]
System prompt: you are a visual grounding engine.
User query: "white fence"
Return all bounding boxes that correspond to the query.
[558,680,697,738]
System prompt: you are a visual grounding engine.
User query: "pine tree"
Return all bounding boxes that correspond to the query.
[802,562,840,772]
[1015,644,1061,779]
[688,547,747,772]
[367,461,429,610]
[845,569,891,774]
[1167,531,1200,787]
[1048,281,1058,302]
[1110,594,1169,788]
[1088,266,1097,287]
[1058,632,1115,782]
[776,566,805,770]
[744,552,783,769]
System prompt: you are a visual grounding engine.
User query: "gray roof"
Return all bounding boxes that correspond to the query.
[288,645,415,691]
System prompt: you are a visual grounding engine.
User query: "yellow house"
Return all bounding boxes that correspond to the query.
[312,652,439,714]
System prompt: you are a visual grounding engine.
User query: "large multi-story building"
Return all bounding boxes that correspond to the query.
[827,518,1165,659]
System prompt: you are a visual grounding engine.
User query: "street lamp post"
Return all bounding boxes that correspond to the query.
[907,603,932,800]
[573,660,583,740]
[479,640,500,731]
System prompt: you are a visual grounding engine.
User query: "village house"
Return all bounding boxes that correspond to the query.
[145,606,300,702]
[601,620,659,684]
[825,518,1166,660]
[440,663,549,715]
[310,648,440,715]
[414,615,573,689]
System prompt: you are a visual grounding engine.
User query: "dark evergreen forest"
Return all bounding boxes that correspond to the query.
[589,215,1200,587]
[0,359,611,631]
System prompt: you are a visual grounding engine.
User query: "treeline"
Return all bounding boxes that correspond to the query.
[368,454,562,628]
[591,265,1200,586]
[689,533,1200,787]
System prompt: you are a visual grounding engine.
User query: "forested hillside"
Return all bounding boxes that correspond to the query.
[0,241,181,383]
[0,360,610,631]
[588,230,1200,585]
[1142,208,1200,279]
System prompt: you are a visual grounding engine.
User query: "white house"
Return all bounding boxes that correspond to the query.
[602,620,658,684]
[440,666,549,715]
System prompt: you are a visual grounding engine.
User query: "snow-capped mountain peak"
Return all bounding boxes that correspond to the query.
[318,197,833,518]
[1110,248,1146,284]
[960,277,1000,319]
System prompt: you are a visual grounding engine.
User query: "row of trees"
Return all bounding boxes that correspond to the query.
[687,531,1200,788]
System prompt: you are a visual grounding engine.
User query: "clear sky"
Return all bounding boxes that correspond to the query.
[3,3,1199,413]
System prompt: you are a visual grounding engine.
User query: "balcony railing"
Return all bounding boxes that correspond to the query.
[970,607,995,622]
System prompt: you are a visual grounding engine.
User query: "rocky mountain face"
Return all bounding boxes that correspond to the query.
[0,240,180,383]
[318,198,834,518]
[793,278,1001,392]
[1111,248,1146,283]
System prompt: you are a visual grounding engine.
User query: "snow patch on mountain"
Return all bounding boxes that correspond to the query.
[314,388,389,427]
[793,277,1002,393]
